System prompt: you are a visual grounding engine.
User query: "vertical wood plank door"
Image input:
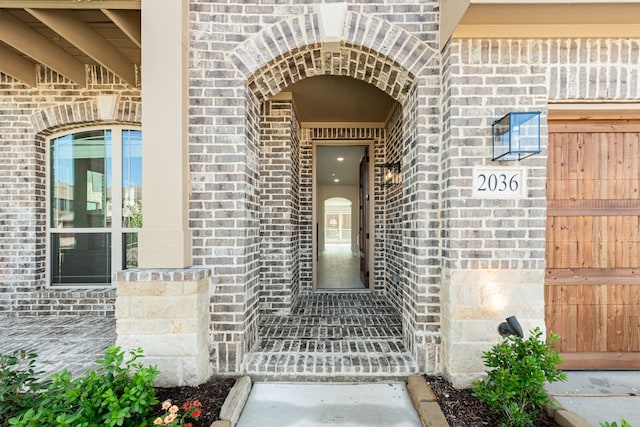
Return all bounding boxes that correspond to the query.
[546,120,640,369]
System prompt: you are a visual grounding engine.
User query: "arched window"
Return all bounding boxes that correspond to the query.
[48,127,141,286]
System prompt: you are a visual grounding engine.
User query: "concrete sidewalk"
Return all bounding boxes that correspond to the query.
[547,371,640,427]
[236,382,422,427]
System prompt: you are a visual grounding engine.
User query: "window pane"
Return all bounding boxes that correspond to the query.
[50,130,112,228]
[51,233,111,284]
[122,232,138,269]
[122,130,142,228]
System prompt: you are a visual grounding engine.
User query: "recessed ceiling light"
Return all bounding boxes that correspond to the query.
[337,157,344,162]
[334,178,340,183]
[331,173,336,176]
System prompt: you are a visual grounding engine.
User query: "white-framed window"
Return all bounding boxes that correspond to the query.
[47,127,142,286]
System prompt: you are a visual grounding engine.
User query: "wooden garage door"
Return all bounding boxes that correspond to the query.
[546,120,640,369]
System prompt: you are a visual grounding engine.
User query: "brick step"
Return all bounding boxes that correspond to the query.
[242,338,417,379]
[290,306,401,316]
[260,314,402,328]
[259,324,402,340]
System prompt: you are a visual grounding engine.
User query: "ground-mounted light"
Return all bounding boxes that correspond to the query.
[492,112,541,161]
[382,162,401,187]
[498,315,524,338]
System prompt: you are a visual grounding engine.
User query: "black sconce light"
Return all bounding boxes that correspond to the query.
[498,315,524,338]
[492,112,541,161]
[382,162,401,187]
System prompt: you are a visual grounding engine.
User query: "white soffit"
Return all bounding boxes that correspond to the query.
[441,1,640,48]
[548,103,640,120]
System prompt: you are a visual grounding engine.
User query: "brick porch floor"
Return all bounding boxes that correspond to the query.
[0,316,116,379]
[242,292,418,379]
[0,293,416,382]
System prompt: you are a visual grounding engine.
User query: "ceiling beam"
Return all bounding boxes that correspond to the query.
[27,8,137,86]
[0,1,140,9]
[101,9,141,48]
[0,44,37,86]
[0,11,86,85]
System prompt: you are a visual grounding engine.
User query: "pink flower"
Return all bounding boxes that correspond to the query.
[169,405,179,414]
[153,418,163,425]
[164,413,177,424]
[191,408,202,418]
[161,400,171,410]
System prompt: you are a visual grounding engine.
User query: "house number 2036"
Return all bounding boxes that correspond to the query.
[472,167,527,198]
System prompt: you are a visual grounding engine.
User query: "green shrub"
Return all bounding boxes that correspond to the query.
[472,327,567,427]
[601,420,632,427]
[9,346,159,427]
[0,350,49,423]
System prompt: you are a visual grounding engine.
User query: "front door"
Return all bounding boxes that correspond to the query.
[359,149,370,287]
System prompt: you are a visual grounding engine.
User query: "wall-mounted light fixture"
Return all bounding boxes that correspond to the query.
[492,112,541,161]
[498,315,524,338]
[382,162,401,187]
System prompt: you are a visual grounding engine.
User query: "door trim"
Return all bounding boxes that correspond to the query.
[312,140,375,291]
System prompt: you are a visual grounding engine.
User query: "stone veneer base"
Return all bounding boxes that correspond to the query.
[115,268,211,387]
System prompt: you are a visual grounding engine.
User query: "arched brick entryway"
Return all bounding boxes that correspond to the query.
[204,9,443,376]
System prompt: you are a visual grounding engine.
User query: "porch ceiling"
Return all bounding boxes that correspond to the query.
[283,75,398,126]
[0,0,140,87]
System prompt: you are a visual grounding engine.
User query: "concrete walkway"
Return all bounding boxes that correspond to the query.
[547,371,640,427]
[236,382,421,427]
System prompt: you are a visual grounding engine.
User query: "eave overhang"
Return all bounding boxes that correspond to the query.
[441,0,640,50]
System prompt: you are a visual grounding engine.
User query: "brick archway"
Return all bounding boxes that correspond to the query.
[229,11,436,103]
[207,9,444,377]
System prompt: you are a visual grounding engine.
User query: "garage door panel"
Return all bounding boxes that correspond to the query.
[547,121,640,369]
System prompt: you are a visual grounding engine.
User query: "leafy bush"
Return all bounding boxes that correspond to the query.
[601,420,632,427]
[0,350,49,423]
[472,327,567,427]
[9,346,159,427]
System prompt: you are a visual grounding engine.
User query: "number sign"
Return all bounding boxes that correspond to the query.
[472,167,527,198]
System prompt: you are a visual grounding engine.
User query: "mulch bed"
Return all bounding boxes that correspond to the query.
[153,377,236,427]
[151,375,562,426]
[426,375,560,427]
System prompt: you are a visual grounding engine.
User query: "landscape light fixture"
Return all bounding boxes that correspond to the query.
[382,162,401,187]
[498,315,524,338]
[492,112,541,161]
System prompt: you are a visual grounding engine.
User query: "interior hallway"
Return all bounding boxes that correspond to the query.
[317,244,365,290]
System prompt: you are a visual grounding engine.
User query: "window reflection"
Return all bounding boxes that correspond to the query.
[51,233,111,284]
[122,130,142,228]
[50,130,112,228]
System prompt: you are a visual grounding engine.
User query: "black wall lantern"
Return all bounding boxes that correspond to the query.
[382,162,401,187]
[492,112,541,161]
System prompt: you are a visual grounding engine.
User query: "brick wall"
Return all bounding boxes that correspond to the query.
[259,99,300,313]
[0,66,140,317]
[384,104,404,310]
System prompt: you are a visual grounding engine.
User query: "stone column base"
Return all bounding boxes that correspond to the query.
[115,268,211,386]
